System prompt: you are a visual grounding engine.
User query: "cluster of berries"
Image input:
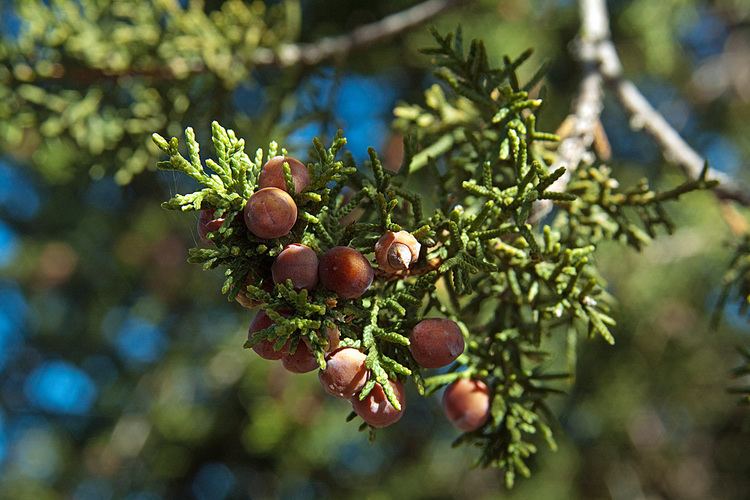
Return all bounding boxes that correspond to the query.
[199,156,491,431]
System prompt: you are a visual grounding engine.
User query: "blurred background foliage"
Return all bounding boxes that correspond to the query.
[1,0,750,498]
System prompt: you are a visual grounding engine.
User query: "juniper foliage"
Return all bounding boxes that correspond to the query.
[153,29,714,486]
[0,0,295,183]
[714,236,750,399]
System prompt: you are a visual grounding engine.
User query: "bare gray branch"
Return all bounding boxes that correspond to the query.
[529,0,608,222]
[583,0,750,206]
[253,0,466,67]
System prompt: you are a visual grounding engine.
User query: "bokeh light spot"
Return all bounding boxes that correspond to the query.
[25,361,97,415]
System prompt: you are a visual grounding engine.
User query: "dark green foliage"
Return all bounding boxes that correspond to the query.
[558,162,717,250]
[730,347,750,403]
[715,238,750,400]
[716,235,750,325]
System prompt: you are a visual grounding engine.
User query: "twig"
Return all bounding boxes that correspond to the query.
[253,0,466,67]
[533,0,750,226]
[582,0,750,208]
[528,0,607,223]
[606,77,750,206]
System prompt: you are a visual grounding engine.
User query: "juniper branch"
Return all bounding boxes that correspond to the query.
[152,26,714,486]
[253,0,468,67]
